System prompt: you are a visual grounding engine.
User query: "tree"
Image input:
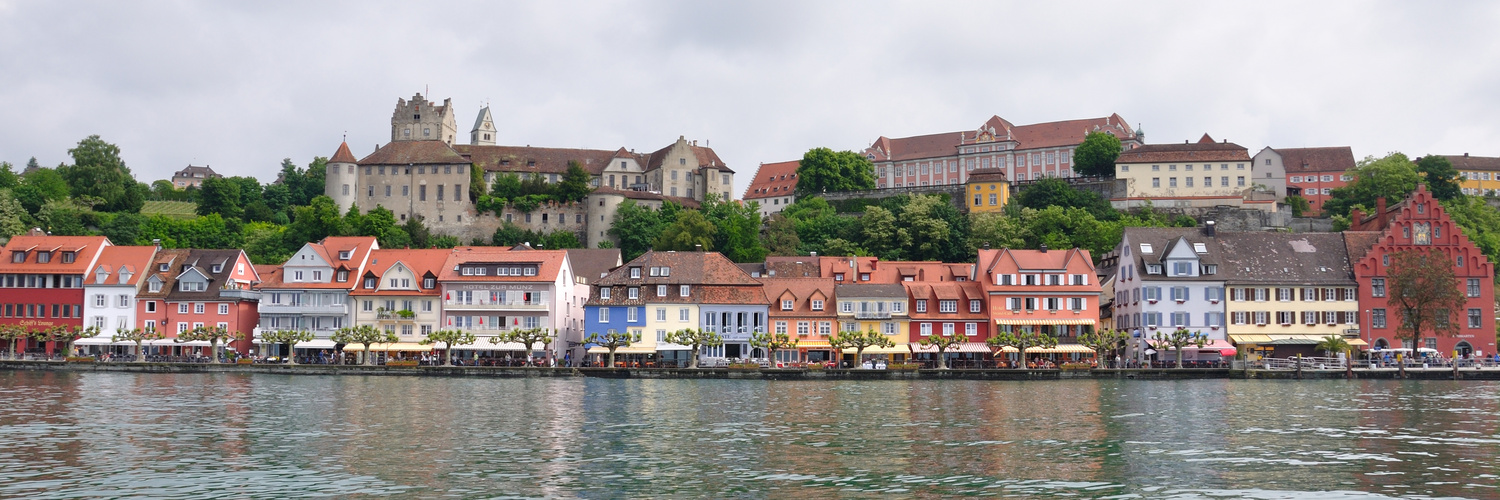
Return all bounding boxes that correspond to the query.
[29,325,98,358]
[654,209,716,252]
[177,325,242,363]
[421,329,476,366]
[749,330,798,366]
[828,327,894,368]
[820,238,865,257]
[1315,335,1353,359]
[259,329,314,364]
[1152,328,1207,368]
[663,328,723,368]
[197,176,243,219]
[1388,249,1467,353]
[1078,328,1128,366]
[243,222,291,265]
[967,212,1026,250]
[112,327,165,362]
[355,205,409,249]
[491,173,524,199]
[0,189,29,242]
[15,167,70,214]
[1322,153,1421,217]
[897,195,955,261]
[36,200,91,236]
[986,328,1058,369]
[60,135,145,213]
[286,196,351,247]
[0,162,18,190]
[1441,195,1500,275]
[499,327,554,364]
[861,205,904,260]
[701,195,767,262]
[332,325,398,365]
[1073,131,1124,177]
[402,214,434,249]
[762,213,801,256]
[584,330,640,368]
[609,200,666,261]
[556,161,595,202]
[1415,155,1462,201]
[1013,177,1116,220]
[0,324,29,360]
[1282,195,1310,218]
[541,229,582,250]
[917,331,969,369]
[795,147,876,197]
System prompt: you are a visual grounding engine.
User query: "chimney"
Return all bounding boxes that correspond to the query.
[810,251,817,258]
[1376,197,1388,230]
[1205,220,1216,237]
[1350,207,1364,229]
[694,244,702,252]
[983,242,991,250]
[152,239,162,250]
[1465,152,1470,157]
[1040,244,1048,253]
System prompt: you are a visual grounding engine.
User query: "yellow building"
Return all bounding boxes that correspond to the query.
[1446,154,1500,196]
[833,283,910,363]
[1217,232,1366,358]
[966,168,1010,213]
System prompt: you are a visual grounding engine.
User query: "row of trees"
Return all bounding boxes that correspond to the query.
[608,194,768,262]
[476,162,595,216]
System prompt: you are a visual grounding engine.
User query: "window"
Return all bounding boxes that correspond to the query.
[1469,308,1482,328]
[1372,309,1386,328]
[1170,286,1188,301]
[598,308,609,322]
[194,303,205,314]
[656,285,667,297]
[1237,176,1245,186]
[781,300,794,311]
[627,307,638,322]
[679,308,689,321]
[1372,278,1385,297]
[94,294,105,307]
[969,300,981,313]
[218,304,229,315]
[680,285,690,297]
[775,321,787,334]
[146,301,156,313]
[797,321,810,336]
[627,287,639,299]
[1068,297,1084,311]
[1277,288,1292,301]
[656,308,666,321]
[1173,262,1192,276]
[919,323,932,336]
[1468,278,1481,297]
[915,300,927,313]
[178,303,189,314]
[811,300,824,311]
[1152,178,1160,188]
[840,302,852,313]
[939,300,956,313]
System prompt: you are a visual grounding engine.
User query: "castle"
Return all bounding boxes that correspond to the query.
[326,94,733,245]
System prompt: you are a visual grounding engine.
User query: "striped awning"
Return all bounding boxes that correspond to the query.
[797,341,832,348]
[995,318,1096,326]
[586,346,657,355]
[841,345,912,355]
[1230,334,1367,347]
[344,342,433,352]
[996,344,1095,354]
[910,342,992,353]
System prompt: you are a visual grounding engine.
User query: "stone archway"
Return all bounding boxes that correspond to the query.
[1455,341,1474,357]
[1374,338,1390,350]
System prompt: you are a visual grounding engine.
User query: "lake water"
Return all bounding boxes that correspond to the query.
[0,372,1496,499]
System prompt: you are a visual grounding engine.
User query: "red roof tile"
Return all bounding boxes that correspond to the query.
[1441,154,1500,171]
[455,144,627,175]
[358,141,467,165]
[0,234,110,274]
[351,248,452,297]
[1275,147,1356,173]
[743,160,800,200]
[89,245,157,286]
[867,114,1137,162]
[330,141,359,164]
[439,247,567,282]
[1115,139,1250,164]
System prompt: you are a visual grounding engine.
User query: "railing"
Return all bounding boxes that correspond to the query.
[853,311,891,319]
[375,311,417,320]
[1247,357,1500,370]
[444,299,547,309]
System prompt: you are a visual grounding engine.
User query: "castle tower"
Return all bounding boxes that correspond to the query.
[326,141,360,212]
[390,93,458,145]
[471,106,496,146]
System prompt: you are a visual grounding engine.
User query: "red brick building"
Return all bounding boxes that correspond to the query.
[1346,186,1496,357]
[906,280,991,366]
[1253,146,1356,215]
[975,247,1100,360]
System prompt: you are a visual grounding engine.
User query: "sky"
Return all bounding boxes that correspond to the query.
[1,1,1497,198]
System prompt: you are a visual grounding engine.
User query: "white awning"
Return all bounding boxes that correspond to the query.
[297,339,337,349]
[75,336,114,346]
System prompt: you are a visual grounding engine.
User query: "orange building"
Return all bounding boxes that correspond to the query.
[760,277,838,365]
[976,246,1101,361]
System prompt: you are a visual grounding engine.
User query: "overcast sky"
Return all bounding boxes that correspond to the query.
[1,1,1496,197]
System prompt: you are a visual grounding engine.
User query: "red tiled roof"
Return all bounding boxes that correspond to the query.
[868,114,1137,162]
[1442,154,1500,171]
[1115,139,1250,164]
[966,167,1008,183]
[351,248,451,297]
[358,141,467,165]
[905,281,988,321]
[454,144,628,176]
[140,249,191,299]
[743,160,800,200]
[330,141,359,164]
[90,245,157,286]
[439,247,567,282]
[0,235,110,274]
[645,140,734,173]
[761,277,837,318]
[1275,147,1355,173]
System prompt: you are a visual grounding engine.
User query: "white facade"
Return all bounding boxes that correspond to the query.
[84,274,140,336]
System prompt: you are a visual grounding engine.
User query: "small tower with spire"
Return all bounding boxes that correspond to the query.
[326,140,361,212]
[471,106,496,146]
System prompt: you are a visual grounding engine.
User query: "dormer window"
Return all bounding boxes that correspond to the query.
[148,280,161,293]
[660,267,670,277]
[523,267,536,276]
[11,251,25,263]
[656,285,667,297]
[475,267,487,276]
[600,288,612,300]
[680,285,690,297]
[179,281,205,292]
[628,287,639,299]
[423,277,435,288]
[782,300,794,310]
[461,267,473,276]
[159,262,169,272]
[630,267,641,279]
[364,277,376,288]
[649,267,660,277]
[339,250,351,260]
[1204,265,1217,275]
[36,252,50,264]
[1146,264,1162,275]
[61,252,75,264]
[212,264,223,273]
[337,270,349,282]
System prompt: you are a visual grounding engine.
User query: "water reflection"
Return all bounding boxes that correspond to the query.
[0,372,1495,498]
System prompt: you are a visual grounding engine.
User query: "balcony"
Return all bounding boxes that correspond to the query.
[376,310,417,322]
[259,302,346,315]
[219,289,260,301]
[854,311,891,320]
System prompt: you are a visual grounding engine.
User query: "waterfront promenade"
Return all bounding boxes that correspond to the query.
[4,359,1500,380]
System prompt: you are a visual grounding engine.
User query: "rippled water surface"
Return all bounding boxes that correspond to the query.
[0,372,1497,499]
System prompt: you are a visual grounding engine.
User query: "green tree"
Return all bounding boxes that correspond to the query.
[60,135,145,213]
[584,330,640,368]
[492,222,532,247]
[986,328,1058,369]
[609,200,666,261]
[1073,131,1123,177]
[795,147,876,197]
[304,157,327,204]
[1322,153,1421,217]
[0,189,29,242]
[34,325,98,358]
[820,238,865,257]
[491,173,524,199]
[263,182,292,213]
[197,176,243,219]
[421,329,476,366]
[402,214,433,249]
[541,230,582,250]
[664,328,723,368]
[1284,195,1311,218]
[654,209,716,252]
[967,212,1026,250]
[1388,250,1467,354]
[243,222,291,265]
[828,327,893,368]
[556,161,595,202]
[897,195,953,261]
[1152,328,1207,368]
[1441,196,1500,276]
[499,327,554,364]
[15,167,70,215]
[762,213,801,256]
[332,325,398,365]
[0,324,29,360]
[1013,177,1116,220]
[356,205,410,249]
[1415,155,1462,201]
[36,200,91,236]
[701,195,767,262]
[0,162,18,190]
[176,325,242,363]
[286,196,351,248]
[861,205,904,260]
[469,164,484,201]
[749,330,798,365]
[258,329,314,364]
[1079,328,1128,366]
[1315,335,1353,359]
[917,331,969,369]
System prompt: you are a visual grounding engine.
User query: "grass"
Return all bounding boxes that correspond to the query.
[140,201,198,220]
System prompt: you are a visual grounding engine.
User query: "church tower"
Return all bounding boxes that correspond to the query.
[391,93,458,145]
[325,141,360,212]
[471,106,496,146]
